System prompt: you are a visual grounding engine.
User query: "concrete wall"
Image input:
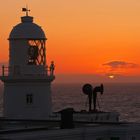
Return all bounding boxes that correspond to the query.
[4,81,52,119]
[1,125,140,140]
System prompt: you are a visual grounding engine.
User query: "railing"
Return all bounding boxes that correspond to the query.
[1,65,9,76]
[1,65,55,77]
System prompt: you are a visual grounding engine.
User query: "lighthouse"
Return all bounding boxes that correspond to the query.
[0,9,55,119]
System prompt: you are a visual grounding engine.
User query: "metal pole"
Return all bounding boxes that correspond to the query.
[97,97,101,111]
[2,65,4,76]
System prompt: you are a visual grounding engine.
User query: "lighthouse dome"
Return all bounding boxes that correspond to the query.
[9,16,46,39]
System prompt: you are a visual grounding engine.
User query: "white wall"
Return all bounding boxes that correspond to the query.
[4,81,52,119]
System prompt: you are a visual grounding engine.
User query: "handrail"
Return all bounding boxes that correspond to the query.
[2,65,9,76]
[1,65,54,77]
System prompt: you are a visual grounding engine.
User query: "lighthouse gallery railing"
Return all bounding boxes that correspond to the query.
[1,65,54,77]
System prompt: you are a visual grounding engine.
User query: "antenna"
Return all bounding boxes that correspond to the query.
[82,84,93,112]
[93,84,104,111]
[22,5,30,16]
[82,83,104,112]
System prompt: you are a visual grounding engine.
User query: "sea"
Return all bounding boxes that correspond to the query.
[0,82,140,122]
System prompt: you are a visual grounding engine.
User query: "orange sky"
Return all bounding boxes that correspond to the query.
[0,0,140,81]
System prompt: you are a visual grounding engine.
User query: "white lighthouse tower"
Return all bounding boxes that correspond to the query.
[0,9,55,119]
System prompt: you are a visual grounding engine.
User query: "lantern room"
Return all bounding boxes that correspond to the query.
[8,15,47,75]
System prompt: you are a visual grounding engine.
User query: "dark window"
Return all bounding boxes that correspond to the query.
[26,94,33,104]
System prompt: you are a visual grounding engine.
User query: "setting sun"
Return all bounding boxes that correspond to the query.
[108,75,115,79]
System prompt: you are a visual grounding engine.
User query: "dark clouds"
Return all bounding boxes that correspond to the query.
[103,61,138,69]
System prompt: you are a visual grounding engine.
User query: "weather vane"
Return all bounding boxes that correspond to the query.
[22,5,30,16]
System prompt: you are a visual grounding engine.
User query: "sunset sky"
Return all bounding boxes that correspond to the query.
[0,0,140,82]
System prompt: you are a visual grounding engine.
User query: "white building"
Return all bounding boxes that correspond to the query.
[0,10,55,119]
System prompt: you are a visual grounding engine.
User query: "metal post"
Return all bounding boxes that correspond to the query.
[45,65,48,75]
[50,61,55,76]
[2,65,4,76]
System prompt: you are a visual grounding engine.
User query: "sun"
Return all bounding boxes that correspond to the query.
[108,75,115,79]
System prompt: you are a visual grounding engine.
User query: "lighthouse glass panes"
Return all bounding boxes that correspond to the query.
[28,40,46,65]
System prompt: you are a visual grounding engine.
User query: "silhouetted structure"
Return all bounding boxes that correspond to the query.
[0,8,55,119]
[50,61,55,76]
[60,108,74,129]
[82,84,104,112]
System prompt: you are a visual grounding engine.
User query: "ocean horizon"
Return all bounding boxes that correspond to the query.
[0,82,140,122]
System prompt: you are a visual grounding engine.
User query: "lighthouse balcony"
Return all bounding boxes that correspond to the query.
[0,65,55,82]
